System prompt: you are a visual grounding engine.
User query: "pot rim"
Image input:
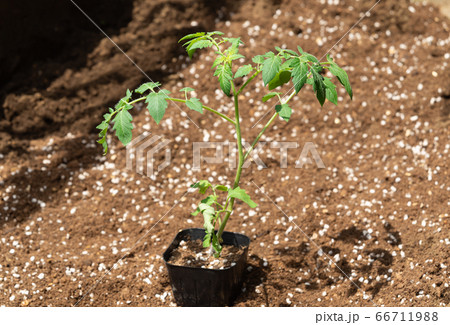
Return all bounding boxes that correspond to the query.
[163,228,250,271]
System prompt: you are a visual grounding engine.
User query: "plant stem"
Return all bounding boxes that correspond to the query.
[216,87,297,242]
[237,70,260,96]
[108,97,146,123]
[168,98,236,125]
[243,111,278,161]
[131,96,236,125]
[128,97,146,105]
[243,89,296,162]
[216,83,244,241]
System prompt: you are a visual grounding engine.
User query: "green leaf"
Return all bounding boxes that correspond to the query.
[281,58,296,70]
[224,37,242,50]
[323,77,336,89]
[220,75,232,96]
[192,195,217,216]
[180,87,195,93]
[275,103,292,122]
[262,55,282,85]
[145,92,168,124]
[184,37,204,59]
[252,55,265,64]
[191,180,212,194]
[326,54,333,62]
[214,64,233,96]
[114,89,132,109]
[283,49,298,57]
[223,39,241,57]
[197,199,218,251]
[228,187,257,208]
[207,31,224,37]
[98,136,108,155]
[199,203,215,234]
[323,77,337,104]
[291,60,308,93]
[234,64,253,78]
[159,89,171,96]
[98,114,110,134]
[312,64,323,74]
[135,82,161,94]
[203,232,222,255]
[311,67,326,106]
[229,54,245,61]
[262,92,281,102]
[212,55,225,68]
[297,46,304,54]
[188,39,213,51]
[214,185,228,192]
[179,32,205,43]
[186,98,203,113]
[326,87,338,105]
[96,120,108,131]
[112,108,133,146]
[303,53,319,63]
[278,70,292,84]
[99,127,108,137]
[203,234,211,248]
[96,108,114,155]
[268,70,291,90]
[328,63,353,99]
[185,38,212,58]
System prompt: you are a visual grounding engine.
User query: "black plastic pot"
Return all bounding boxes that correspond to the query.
[163,228,250,307]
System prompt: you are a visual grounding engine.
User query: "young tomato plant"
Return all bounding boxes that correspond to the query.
[97,31,352,257]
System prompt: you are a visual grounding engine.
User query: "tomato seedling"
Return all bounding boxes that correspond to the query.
[98,31,352,257]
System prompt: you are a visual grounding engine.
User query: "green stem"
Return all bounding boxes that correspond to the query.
[168,98,236,125]
[216,82,244,241]
[243,112,278,161]
[243,89,296,161]
[237,70,260,96]
[128,97,146,105]
[208,36,224,55]
[107,96,146,124]
[128,96,236,125]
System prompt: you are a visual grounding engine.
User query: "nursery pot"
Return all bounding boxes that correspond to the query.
[163,228,250,307]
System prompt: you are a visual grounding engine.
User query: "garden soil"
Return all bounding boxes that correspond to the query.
[168,239,244,269]
[0,0,449,306]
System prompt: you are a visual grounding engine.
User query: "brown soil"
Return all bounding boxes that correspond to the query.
[0,0,449,307]
[168,239,244,269]
[413,0,450,18]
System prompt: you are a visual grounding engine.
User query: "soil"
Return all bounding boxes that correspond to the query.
[168,239,244,269]
[0,0,449,307]
[413,0,450,18]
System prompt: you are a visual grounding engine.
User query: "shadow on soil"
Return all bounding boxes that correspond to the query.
[235,254,268,306]
[262,226,401,301]
[0,135,100,230]
[0,0,237,140]
[0,0,134,93]
[334,225,399,299]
